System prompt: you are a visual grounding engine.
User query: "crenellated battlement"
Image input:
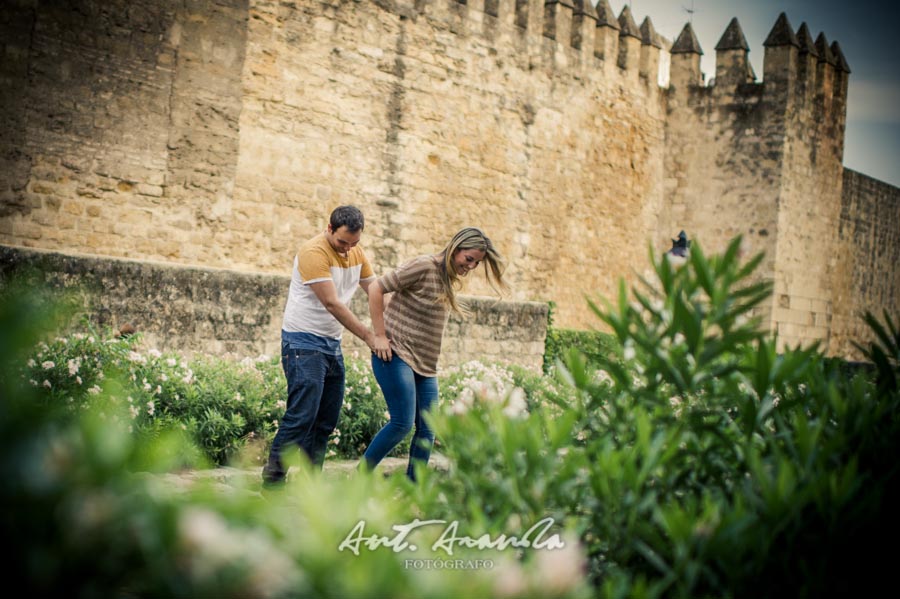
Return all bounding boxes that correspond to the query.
[666,12,848,134]
[360,2,849,122]
[349,0,664,88]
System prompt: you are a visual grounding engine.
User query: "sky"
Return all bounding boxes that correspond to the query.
[611,1,900,187]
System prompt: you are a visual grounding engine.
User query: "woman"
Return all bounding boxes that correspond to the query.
[362,227,507,479]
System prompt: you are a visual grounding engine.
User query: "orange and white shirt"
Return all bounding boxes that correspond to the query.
[282,232,375,340]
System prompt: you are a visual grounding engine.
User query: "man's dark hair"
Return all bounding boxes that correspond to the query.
[329,205,365,233]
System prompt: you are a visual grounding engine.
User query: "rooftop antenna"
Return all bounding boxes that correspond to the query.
[682,0,697,23]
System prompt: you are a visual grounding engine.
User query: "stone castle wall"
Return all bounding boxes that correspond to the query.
[1,0,667,335]
[831,170,900,356]
[1,0,898,360]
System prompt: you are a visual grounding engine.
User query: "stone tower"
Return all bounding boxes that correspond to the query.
[663,12,850,350]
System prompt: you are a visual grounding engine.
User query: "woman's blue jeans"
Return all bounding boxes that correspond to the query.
[263,343,345,483]
[363,354,438,480]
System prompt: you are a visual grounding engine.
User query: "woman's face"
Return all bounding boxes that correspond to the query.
[452,248,486,277]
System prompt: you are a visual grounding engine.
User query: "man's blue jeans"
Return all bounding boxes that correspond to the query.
[263,343,344,483]
[363,354,438,480]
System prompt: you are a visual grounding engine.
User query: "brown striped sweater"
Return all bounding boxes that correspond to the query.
[379,254,449,376]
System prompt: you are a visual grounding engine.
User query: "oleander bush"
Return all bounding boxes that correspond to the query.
[15,325,558,466]
[404,237,900,598]
[542,318,619,377]
[1,274,590,599]
[3,236,898,598]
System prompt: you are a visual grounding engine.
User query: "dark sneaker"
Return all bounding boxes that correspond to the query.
[262,456,286,485]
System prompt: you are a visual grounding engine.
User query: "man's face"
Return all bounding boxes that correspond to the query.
[326,225,361,256]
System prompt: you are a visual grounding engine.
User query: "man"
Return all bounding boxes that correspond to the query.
[263,205,391,485]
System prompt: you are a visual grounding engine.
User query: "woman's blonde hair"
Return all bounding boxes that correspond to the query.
[438,227,507,314]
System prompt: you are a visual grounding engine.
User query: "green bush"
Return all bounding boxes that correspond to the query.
[2,276,589,599]
[16,328,569,467]
[543,325,619,376]
[405,238,900,598]
[5,238,899,598]
[331,353,389,459]
[15,330,395,465]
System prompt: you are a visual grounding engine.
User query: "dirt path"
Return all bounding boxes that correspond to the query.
[149,455,450,493]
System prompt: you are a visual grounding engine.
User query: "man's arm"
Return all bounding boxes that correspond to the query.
[361,279,392,361]
[309,280,378,351]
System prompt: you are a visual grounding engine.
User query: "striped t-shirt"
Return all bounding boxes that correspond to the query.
[380,254,449,376]
[282,232,375,340]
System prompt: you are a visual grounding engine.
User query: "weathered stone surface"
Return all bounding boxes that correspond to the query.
[0,0,897,360]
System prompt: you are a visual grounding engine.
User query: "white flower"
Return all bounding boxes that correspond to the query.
[166,358,177,367]
[75,376,83,385]
[450,401,469,415]
[87,385,101,395]
[344,403,352,411]
[42,380,52,389]
[502,387,528,419]
[27,359,36,368]
[42,361,55,370]
[148,348,162,358]
[146,401,155,416]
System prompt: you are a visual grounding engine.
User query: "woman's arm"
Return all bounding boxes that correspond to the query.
[363,279,392,361]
